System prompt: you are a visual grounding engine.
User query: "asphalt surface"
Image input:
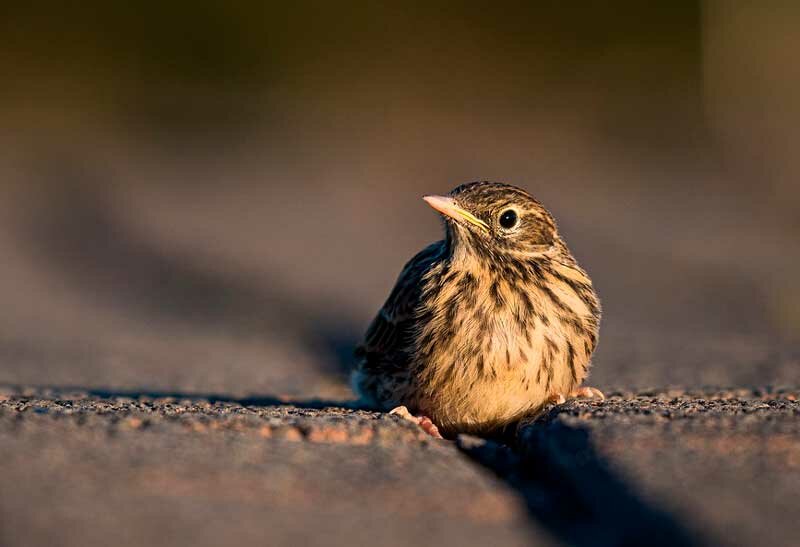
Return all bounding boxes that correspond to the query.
[2,386,798,547]
[0,164,797,547]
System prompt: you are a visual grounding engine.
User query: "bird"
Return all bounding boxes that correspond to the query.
[352,181,602,438]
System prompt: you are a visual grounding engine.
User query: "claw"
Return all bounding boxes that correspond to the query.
[389,405,414,420]
[570,386,605,401]
[546,386,605,408]
[389,406,443,439]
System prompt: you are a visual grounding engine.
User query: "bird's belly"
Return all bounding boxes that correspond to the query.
[425,378,546,435]
[415,322,579,435]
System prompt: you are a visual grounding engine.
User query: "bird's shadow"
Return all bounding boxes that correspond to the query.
[459,409,707,547]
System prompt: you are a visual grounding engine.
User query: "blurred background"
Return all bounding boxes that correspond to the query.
[0,1,798,397]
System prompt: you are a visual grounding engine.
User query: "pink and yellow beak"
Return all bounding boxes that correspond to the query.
[423,195,489,232]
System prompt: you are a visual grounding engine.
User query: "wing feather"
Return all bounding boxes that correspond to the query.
[356,241,444,361]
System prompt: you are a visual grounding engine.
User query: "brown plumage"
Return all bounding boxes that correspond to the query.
[352,181,602,437]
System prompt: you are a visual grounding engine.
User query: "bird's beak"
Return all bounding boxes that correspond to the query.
[423,195,489,232]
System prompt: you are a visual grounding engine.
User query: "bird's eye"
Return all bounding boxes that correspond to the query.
[498,209,518,229]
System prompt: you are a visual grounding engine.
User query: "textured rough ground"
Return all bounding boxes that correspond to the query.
[2,386,798,547]
[468,388,800,547]
[0,387,539,547]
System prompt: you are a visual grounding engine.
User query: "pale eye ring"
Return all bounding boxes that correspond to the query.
[498,209,519,229]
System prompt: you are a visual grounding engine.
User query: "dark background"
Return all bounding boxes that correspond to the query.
[1,1,798,398]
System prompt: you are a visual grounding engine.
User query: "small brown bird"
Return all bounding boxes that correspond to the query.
[352,182,602,438]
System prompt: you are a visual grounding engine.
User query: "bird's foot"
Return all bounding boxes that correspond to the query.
[546,386,605,406]
[389,406,443,439]
[570,386,605,401]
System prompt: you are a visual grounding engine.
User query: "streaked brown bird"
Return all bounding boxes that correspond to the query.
[352,182,602,438]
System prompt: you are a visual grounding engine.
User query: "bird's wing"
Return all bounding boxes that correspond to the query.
[356,241,444,360]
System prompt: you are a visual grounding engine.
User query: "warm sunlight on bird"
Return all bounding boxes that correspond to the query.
[352,182,603,438]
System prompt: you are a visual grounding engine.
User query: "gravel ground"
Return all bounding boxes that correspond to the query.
[0,178,797,547]
[0,386,539,547]
[2,386,798,547]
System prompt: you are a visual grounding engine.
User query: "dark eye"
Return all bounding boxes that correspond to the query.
[499,209,518,229]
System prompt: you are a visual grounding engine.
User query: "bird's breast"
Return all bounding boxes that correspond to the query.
[412,259,597,434]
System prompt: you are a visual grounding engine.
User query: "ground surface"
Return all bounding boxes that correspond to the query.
[2,386,798,547]
[0,160,797,547]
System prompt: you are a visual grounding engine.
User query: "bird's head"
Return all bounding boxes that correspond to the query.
[424,181,561,259]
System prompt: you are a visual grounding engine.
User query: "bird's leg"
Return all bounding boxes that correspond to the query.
[546,386,605,407]
[389,406,443,439]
